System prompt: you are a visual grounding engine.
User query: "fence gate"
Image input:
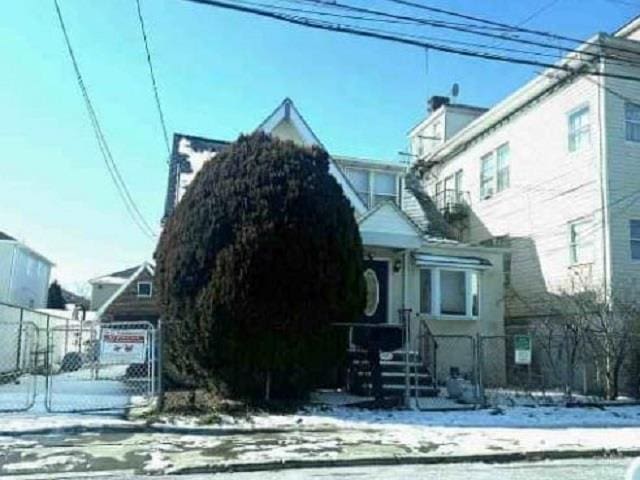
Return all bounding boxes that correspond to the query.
[45,321,157,413]
[0,320,39,412]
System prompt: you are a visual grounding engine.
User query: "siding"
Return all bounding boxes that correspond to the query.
[0,243,15,303]
[103,269,159,323]
[90,283,120,311]
[416,75,605,318]
[601,56,640,290]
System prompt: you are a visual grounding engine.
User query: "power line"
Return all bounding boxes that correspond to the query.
[53,0,157,239]
[184,0,640,83]
[301,0,640,67]
[382,0,640,58]
[135,0,172,159]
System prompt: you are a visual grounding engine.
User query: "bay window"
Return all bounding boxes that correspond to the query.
[419,268,480,319]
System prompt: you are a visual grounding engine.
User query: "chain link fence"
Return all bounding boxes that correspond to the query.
[0,302,159,413]
[46,321,158,413]
[479,329,640,406]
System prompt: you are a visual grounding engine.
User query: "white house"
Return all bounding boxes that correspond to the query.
[164,98,506,396]
[407,16,640,326]
[0,231,54,309]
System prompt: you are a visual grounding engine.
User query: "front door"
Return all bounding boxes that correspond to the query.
[362,259,389,324]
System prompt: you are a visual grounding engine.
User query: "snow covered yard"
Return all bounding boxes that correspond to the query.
[1,404,640,475]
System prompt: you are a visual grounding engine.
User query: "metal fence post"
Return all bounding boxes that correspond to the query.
[157,317,165,411]
[476,332,486,407]
[15,308,24,371]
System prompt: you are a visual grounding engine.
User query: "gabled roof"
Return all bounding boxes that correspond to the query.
[358,200,424,249]
[89,265,143,285]
[96,262,154,318]
[164,98,369,218]
[256,98,325,148]
[0,231,16,241]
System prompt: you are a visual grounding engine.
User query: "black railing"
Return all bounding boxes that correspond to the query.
[433,189,470,221]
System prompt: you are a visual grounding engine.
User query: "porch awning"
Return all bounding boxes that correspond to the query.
[414,253,492,270]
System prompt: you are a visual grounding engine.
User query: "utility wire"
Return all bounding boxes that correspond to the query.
[184,0,640,83]
[53,0,157,239]
[136,0,172,159]
[382,0,640,58]
[301,0,640,66]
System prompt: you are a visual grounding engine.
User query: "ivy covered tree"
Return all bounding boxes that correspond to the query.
[155,133,365,399]
[47,280,66,310]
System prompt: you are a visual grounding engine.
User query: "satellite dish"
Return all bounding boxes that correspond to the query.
[451,83,460,101]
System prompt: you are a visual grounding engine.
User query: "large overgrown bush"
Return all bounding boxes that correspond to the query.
[155,133,365,399]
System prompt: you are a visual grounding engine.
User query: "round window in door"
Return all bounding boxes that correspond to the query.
[363,268,380,317]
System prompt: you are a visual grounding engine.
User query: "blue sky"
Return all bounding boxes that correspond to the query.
[0,0,637,292]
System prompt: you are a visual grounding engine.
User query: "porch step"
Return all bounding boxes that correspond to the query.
[363,383,439,397]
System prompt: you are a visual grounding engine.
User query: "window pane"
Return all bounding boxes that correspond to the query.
[420,269,432,314]
[631,220,640,239]
[470,272,479,317]
[480,153,495,198]
[346,169,369,193]
[626,102,640,122]
[570,220,593,264]
[440,270,466,316]
[373,194,397,206]
[568,107,590,152]
[626,121,640,143]
[632,240,640,261]
[496,144,510,191]
[374,172,396,196]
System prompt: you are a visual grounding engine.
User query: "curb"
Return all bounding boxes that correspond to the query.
[0,424,326,437]
[168,448,640,475]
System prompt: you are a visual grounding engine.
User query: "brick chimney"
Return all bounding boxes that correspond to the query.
[428,95,450,113]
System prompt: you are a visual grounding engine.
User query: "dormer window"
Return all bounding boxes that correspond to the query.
[137,281,152,298]
[345,167,399,208]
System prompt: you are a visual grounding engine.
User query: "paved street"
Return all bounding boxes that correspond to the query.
[26,459,632,480]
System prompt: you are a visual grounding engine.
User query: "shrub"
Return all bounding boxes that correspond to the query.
[155,133,365,399]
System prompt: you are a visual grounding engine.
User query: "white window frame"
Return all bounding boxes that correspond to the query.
[630,220,640,261]
[569,218,594,265]
[137,281,153,298]
[345,167,400,208]
[480,143,510,201]
[496,143,510,192]
[567,105,591,153]
[625,102,640,143]
[419,267,480,320]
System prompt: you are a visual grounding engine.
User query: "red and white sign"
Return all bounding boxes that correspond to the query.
[100,329,147,364]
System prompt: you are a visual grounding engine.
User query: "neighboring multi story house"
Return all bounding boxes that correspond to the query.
[0,231,54,309]
[407,16,640,324]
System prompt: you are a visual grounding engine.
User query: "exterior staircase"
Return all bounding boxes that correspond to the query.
[348,349,439,398]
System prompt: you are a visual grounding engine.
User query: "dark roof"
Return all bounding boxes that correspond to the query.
[108,266,142,279]
[163,133,230,220]
[61,288,90,309]
[0,231,16,241]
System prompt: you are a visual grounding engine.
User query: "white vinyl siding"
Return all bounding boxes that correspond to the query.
[568,105,591,152]
[419,268,479,319]
[569,218,594,265]
[630,220,640,261]
[625,102,640,142]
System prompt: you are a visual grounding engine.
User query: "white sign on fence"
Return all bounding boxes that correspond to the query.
[514,334,532,365]
[100,329,147,364]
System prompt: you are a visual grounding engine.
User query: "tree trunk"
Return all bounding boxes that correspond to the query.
[265,371,271,402]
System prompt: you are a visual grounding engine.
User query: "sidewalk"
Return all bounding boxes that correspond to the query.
[1,405,640,475]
